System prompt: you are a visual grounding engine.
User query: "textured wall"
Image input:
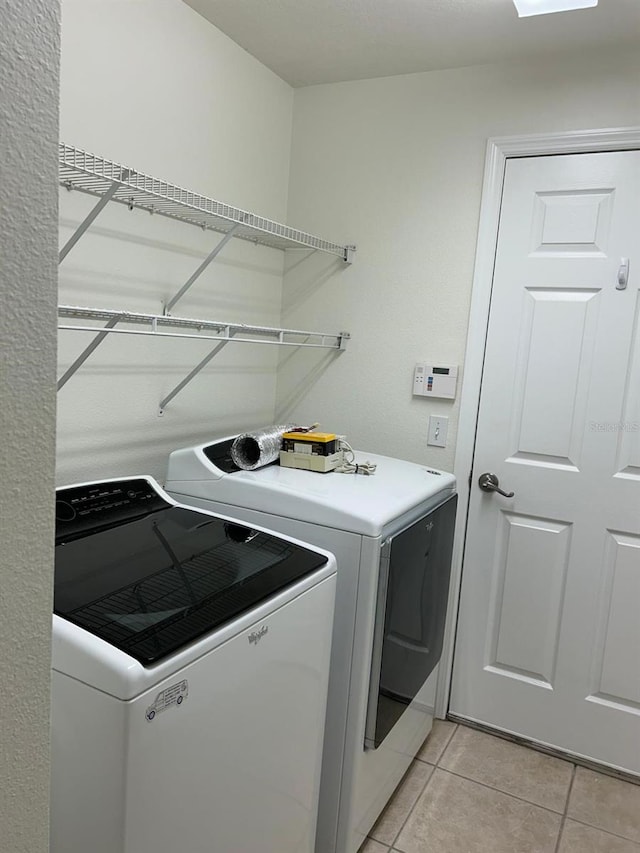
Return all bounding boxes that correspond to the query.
[279,48,640,471]
[57,0,294,486]
[0,1,60,850]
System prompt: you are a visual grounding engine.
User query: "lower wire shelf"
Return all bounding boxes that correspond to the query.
[57,305,350,412]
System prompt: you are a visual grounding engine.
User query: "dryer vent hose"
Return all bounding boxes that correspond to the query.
[231,424,297,471]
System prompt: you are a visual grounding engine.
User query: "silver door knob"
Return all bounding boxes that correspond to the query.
[478,472,514,498]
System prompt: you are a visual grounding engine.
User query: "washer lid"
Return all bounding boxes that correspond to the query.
[55,479,327,665]
[167,441,457,536]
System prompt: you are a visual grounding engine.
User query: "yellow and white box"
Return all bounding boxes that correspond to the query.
[280,432,343,473]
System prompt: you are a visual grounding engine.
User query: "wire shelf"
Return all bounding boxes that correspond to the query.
[59,143,355,261]
[57,304,350,406]
[58,305,349,349]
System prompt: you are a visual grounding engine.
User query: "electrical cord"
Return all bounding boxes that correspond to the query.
[335,438,377,475]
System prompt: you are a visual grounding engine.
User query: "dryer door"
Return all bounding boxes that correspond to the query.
[365,494,457,749]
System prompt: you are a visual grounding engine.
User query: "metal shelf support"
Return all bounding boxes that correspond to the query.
[164,223,242,315]
[59,173,128,263]
[158,335,233,415]
[57,313,123,390]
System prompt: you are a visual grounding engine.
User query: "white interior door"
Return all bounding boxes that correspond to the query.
[450,150,640,775]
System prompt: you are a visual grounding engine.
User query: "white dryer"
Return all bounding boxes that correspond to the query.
[165,439,457,853]
[51,476,336,853]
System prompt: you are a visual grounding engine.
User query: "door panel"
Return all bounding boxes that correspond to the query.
[590,530,640,709]
[451,150,640,775]
[511,288,600,467]
[488,512,571,687]
[616,295,640,479]
[530,188,614,256]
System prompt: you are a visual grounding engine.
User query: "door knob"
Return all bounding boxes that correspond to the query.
[478,472,514,498]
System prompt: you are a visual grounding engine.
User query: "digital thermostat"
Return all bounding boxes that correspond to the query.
[413,364,458,399]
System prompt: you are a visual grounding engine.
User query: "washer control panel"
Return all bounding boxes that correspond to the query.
[55,478,169,543]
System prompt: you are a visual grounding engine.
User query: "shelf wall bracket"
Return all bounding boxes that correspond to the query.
[58,172,129,263]
[57,314,122,390]
[343,245,356,264]
[164,222,243,315]
[158,330,234,415]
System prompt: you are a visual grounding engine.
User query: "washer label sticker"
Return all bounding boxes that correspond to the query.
[145,679,189,721]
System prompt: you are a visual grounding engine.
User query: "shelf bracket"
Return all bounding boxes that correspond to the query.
[57,314,123,390]
[343,245,356,264]
[164,222,243,314]
[158,330,234,415]
[59,173,128,263]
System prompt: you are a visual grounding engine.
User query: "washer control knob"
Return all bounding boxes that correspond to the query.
[55,500,76,522]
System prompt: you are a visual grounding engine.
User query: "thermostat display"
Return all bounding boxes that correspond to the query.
[413,363,458,399]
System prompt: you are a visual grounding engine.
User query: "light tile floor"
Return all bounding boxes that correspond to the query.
[360,721,640,853]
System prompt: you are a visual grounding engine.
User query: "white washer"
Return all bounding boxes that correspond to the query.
[166,439,457,853]
[51,476,336,853]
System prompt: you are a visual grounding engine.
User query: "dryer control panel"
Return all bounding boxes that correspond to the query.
[56,478,169,543]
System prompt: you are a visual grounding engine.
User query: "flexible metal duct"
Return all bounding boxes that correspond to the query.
[231,424,297,471]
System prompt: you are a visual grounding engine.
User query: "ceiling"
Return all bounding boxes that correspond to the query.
[183,0,640,87]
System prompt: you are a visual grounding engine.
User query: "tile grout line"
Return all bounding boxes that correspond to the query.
[386,757,567,853]
[387,763,437,852]
[563,764,640,846]
[413,722,458,769]
[565,814,640,847]
[375,723,640,852]
[563,764,577,816]
[552,763,577,853]
[382,809,640,853]
[384,724,459,851]
[431,764,572,815]
[383,723,458,850]
[449,717,640,787]
[435,722,459,766]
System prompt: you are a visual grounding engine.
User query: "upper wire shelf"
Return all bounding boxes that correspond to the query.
[59,143,355,262]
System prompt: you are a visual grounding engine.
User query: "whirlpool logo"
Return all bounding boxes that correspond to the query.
[248,625,269,646]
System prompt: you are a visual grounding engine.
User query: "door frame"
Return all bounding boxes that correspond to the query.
[437,125,640,718]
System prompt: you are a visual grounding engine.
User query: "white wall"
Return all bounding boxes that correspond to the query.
[278,48,640,470]
[55,7,640,479]
[0,1,59,849]
[57,0,294,485]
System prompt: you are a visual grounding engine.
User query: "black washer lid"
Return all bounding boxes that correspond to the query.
[54,479,327,665]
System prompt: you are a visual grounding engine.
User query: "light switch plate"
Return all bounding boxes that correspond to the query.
[427,415,448,448]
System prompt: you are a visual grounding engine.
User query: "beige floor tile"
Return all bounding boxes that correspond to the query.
[415,719,457,765]
[558,819,640,853]
[394,768,561,853]
[567,767,640,843]
[359,839,389,853]
[370,760,434,846]
[439,725,573,812]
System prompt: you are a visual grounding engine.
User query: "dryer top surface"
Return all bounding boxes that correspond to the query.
[166,441,457,536]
